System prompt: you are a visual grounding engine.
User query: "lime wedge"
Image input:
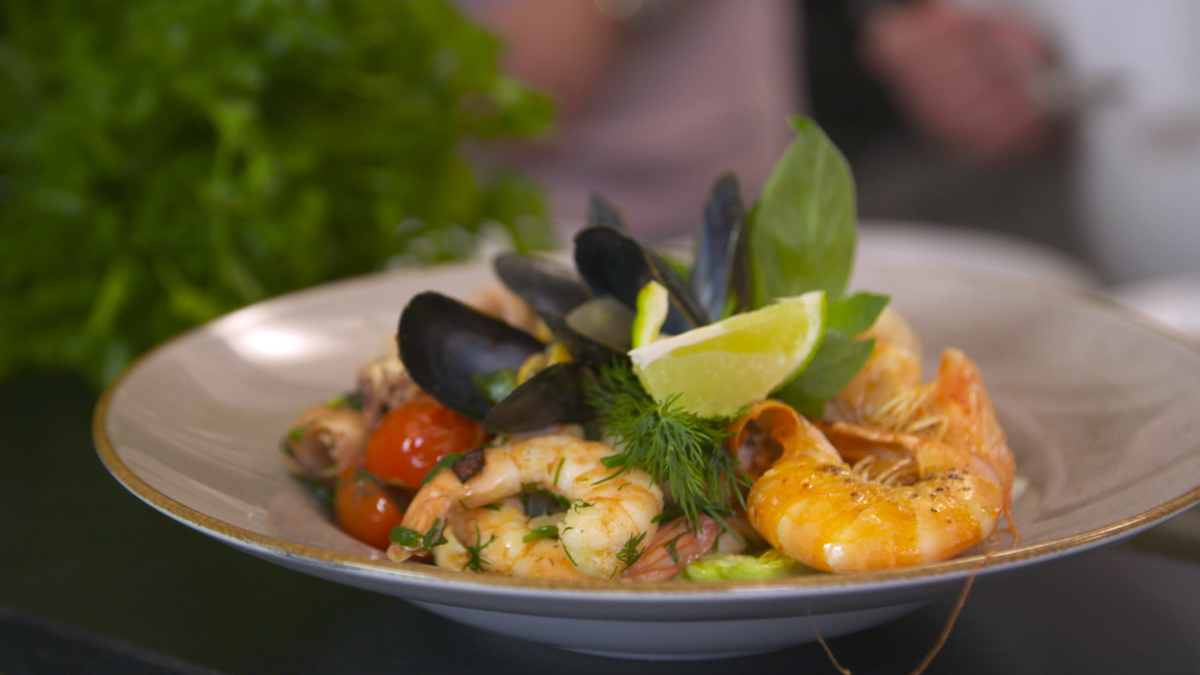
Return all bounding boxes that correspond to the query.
[631,280,670,349]
[628,291,825,417]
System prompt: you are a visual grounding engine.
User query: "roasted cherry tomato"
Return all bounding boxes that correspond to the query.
[364,393,487,489]
[333,468,407,550]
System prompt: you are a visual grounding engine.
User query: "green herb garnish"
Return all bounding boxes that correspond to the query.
[422,452,465,485]
[326,392,364,411]
[293,476,335,511]
[522,524,560,543]
[464,528,497,572]
[616,531,648,568]
[664,533,685,565]
[520,483,572,517]
[474,369,520,405]
[742,118,889,416]
[584,361,748,528]
[748,116,857,305]
[390,518,448,552]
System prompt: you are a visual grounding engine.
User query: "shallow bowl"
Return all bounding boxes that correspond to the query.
[94,260,1200,660]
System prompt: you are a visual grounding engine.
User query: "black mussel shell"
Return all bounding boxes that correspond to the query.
[397,292,544,421]
[493,252,592,319]
[573,225,707,335]
[481,362,589,434]
[691,174,751,323]
[587,191,628,230]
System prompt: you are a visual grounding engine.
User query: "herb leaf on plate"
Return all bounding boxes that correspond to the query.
[747,116,857,306]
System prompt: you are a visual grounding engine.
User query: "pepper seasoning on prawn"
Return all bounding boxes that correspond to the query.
[742,335,1015,573]
[388,432,664,580]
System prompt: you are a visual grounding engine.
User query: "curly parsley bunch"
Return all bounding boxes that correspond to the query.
[0,0,553,383]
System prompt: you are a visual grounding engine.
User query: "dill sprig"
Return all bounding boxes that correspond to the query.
[583,361,749,528]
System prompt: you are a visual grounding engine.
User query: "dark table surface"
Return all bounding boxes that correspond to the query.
[4,372,1200,675]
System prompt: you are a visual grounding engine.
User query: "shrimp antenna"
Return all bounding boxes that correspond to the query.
[905,551,992,675]
[809,613,852,675]
[809,550,993,675]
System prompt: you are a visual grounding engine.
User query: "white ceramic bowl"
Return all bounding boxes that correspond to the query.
[95,260,1200,660]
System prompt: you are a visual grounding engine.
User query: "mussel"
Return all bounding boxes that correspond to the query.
[481,362,587,434]
[397,291,589,433]
[492,252,628,369]
[587,191,628,230]
[492,252,591,320]
[398,183,750,434]
[573,225,708,335]
[690,174,751,322]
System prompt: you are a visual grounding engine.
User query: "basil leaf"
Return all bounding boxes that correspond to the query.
[774,333,874,418]
[747,116,857,307]
[827,292,889,336]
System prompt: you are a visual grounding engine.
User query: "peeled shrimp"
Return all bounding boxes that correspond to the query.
[388,433,663,579]
[745,347,1014,573]
[434,499,592,580]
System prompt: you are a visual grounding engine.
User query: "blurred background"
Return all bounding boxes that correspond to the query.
[6,0,1200,390]
[5,0,1200,386]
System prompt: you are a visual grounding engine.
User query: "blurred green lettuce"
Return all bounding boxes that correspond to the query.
[0,0,555,384]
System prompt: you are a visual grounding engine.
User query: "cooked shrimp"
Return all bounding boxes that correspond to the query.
[620,512,760,582]
[824,306,925,431]
[434,499,591,580]
[280,403,368,481]
[387,433,664,579]
[355,353,419,429]
[745,348,1014,573]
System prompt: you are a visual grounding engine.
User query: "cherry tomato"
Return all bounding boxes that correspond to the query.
[364,393,487,489]
[333,468,406,550]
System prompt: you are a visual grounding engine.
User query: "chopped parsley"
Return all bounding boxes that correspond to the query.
[522,524,560,543]
[422,452,465,484]
[390,518,448,552]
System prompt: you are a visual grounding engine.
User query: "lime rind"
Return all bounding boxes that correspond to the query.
[631,280,670,349]
[628,291,826,417]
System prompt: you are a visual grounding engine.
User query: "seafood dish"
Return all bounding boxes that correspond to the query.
[279,117,1016,581]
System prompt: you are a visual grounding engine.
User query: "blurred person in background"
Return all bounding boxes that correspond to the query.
[826,0,1200,284]
[458,0,803,242]
[858,0,1058,166]
[467,0,1172,280]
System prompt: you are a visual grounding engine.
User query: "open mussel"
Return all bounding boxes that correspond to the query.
[397,291,589,433]
[587,191,628,230]
[573,225,708,335]
[481,361,587,434]
[492,252,628,369]
[398,292,543,421]
[492,252,591,319]
[539,307,629,369]
[690,174,751,323]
